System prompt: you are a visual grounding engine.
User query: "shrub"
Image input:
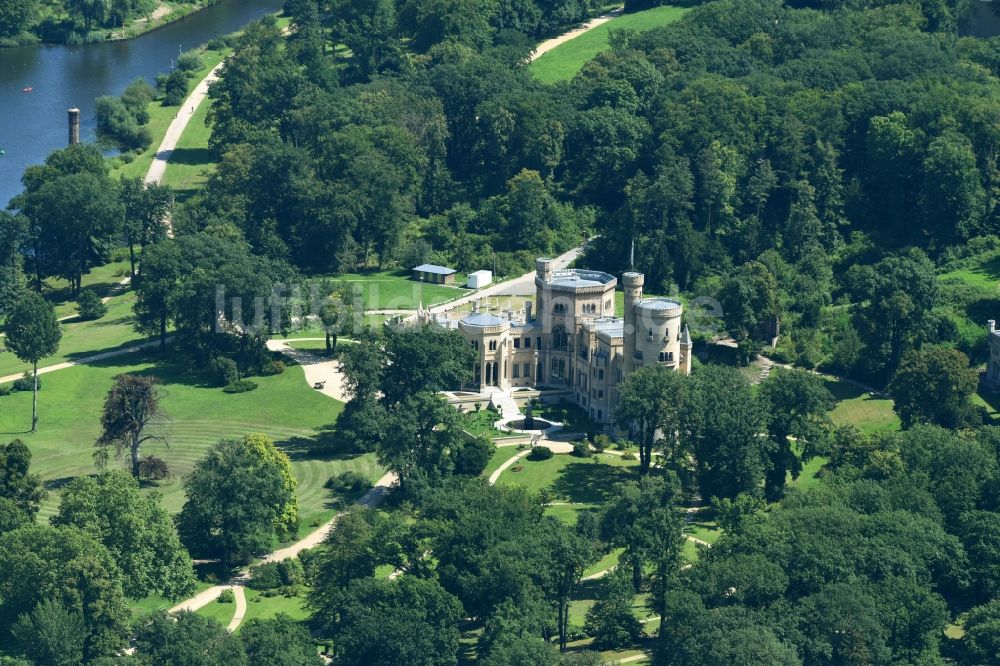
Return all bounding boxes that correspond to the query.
[76,288,107,320]
[325,470,372,494]
[138,456,170,480]
[620,452,637,461]
[277,559,304,586]
[176,49,203,72]
[217,589,235,603]
[210,357,239,386]
[162,69,189,106]
[0,386,10,396]
[592,434,610,452]
[120,77,155,123]
[223,379,258,394]
[12,373,39,392]
[259,360,285,376]
[529,445,553,460]
[206,37,226,50]
[248,562,282,590]
[572,441,591,458]
[95,95,151,150]
[454,436,495,476]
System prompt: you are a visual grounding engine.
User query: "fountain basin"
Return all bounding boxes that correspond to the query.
[500,417,560,433]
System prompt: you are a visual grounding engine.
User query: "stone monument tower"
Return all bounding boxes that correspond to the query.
[68,108,80,145]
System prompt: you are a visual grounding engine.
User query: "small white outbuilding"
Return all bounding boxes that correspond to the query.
[467,270,493,289]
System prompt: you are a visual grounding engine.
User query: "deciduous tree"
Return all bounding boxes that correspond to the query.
[888,347,981,429]
[52,470,196,600]
[4,291,61,431]
[95,374,166,478]
[177,434,296,565]
[0,525,130,660]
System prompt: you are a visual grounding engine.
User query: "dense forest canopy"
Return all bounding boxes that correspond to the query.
[7,0,1000,662]
[170,0,1000,385]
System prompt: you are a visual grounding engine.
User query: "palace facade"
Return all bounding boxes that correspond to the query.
[444,258,692,425]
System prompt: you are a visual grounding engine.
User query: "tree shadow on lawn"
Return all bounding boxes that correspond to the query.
[550,460,638,504]
[43,475,80,492]
[43,276,122,306]
[76,349,217,389]
[82,315,135,328]
[822,377,865,401]
[275,424,362,462]
[168,147,213,166]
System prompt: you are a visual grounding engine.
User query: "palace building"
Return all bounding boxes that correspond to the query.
[437,258,692,425]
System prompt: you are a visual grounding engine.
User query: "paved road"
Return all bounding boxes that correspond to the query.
[429,243,585,316]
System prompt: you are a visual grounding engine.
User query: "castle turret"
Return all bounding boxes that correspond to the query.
[622,272,644,375]
[680,324,693,375]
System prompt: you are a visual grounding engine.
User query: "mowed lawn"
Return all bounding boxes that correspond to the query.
[41,260,131,319]
[0,351,381,527]
[159,99,216,202]
[319,271,471,310]
[530,4,690,83]
[496,452,639,502]
[824,377,900,433]
[0,290,149,379]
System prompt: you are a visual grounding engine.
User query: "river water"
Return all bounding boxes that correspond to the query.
[0,0,284,207]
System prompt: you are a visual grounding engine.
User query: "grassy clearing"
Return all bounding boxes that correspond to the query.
[787,454,827,492]
[482,446,525,479]
[529,5,690,83]
[0,351,381,522]
[159,99,216,202]
[194,595,237,626]
[496,452,639,502]
[129,580,214,617]
[460,408,507,440]
[939,253,1000,291]
[40,260,131,319]
[0,290,148,379]
[824,377,900,433]
[684,520,721,545]
[973,388,1000,424]
[316,271,471,310]
[110,46,229,182]
[241,588,310,625]
[544,501,600,525]
[583,547,621,577]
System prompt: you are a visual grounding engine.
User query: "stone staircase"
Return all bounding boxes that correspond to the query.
[489,388,522,419]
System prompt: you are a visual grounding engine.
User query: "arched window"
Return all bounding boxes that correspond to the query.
[552,326,569,351]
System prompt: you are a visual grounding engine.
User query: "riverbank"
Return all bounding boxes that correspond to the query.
[109,44,231,181]
[0,0,225,48]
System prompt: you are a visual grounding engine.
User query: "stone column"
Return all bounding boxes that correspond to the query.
[68,108,80,145]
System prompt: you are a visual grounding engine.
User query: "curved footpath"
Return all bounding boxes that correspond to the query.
[167,340,398,629]
[529,7,624,62]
